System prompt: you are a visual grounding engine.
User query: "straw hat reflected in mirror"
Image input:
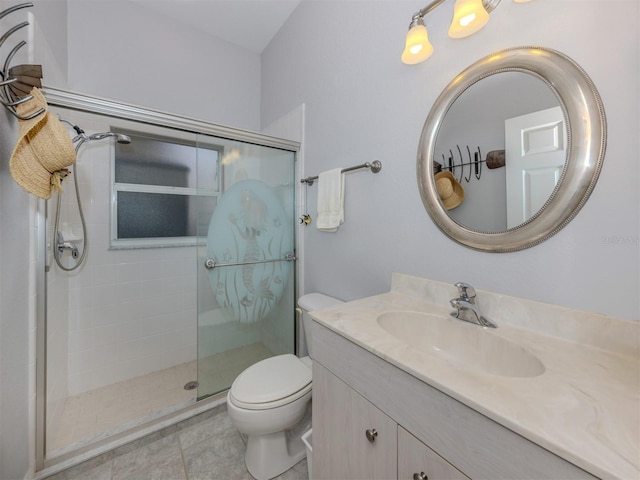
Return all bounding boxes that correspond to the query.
[435,171,464,210]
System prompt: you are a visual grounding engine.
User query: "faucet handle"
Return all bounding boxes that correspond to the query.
[454,282,476,300]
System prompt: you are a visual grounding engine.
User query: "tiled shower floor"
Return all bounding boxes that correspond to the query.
[47,343,273,455]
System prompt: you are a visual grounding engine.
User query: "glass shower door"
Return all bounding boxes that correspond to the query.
[195,134,297,399]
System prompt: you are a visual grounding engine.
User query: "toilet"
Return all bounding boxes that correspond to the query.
[227,293,343,480]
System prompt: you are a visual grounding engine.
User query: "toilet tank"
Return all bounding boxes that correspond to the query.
[298,293,343,359]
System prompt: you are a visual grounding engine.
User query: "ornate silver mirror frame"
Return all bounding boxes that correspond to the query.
[417,46,606,252]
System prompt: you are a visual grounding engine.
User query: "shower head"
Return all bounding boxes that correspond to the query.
[87,132,132,144]
[73,131,132,152]
[58,116,132,146]
[58,116,131,145]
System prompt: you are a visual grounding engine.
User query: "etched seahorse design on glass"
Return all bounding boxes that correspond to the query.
[207,179,291,323]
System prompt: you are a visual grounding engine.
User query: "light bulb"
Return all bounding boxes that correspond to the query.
[459,12,476,27]
[448,0,490,39]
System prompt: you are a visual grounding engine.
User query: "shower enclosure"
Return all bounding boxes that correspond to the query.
[37,88,299,470]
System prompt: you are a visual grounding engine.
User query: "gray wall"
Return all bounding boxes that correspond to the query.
[0,1,56,477]
[261,0,639,320]
[0,115,33,480]
[65,0,262,130]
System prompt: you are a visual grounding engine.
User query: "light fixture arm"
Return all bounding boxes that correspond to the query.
[413,0,447,24]
[481,0,502,13]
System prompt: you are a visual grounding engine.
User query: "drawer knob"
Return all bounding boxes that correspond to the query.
[413,473,429,480]
[365,428,378,442]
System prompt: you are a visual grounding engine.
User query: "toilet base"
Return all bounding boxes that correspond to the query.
[227,388,311,480]
[245,429,306,480]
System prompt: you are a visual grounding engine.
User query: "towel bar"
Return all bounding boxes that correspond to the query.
[301,160,382,186]
[204,252,296,270]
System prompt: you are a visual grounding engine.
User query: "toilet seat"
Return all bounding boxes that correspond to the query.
[229,354,311,410]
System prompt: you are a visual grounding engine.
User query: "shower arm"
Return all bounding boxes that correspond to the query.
[52,118,131,272]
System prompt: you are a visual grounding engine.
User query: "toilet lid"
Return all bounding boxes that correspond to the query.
[231,354,311,407]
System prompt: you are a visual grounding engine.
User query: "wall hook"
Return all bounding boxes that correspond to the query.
[0,2,44,120]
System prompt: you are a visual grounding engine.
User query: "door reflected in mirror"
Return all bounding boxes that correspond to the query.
[434,72,565,232]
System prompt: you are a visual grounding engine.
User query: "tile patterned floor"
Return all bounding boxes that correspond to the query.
[44,405,309,480]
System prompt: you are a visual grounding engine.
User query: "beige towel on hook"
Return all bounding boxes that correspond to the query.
[316,168,344,232]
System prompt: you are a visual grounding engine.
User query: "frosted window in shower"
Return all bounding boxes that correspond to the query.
[112,131,220,247]
[117,192,218,238]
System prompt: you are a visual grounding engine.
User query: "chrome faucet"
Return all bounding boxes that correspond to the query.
[449,282,497,328]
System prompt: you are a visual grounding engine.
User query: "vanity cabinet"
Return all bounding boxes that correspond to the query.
[311,320,597,480]
[313,362,397,479]
[314,362,469,480]
[398,427,469,480]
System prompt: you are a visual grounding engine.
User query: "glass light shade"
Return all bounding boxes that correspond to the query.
[401,24,434,65]
[448,0,490,39]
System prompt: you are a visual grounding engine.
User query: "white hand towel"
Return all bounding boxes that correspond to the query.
[316,168,344,232]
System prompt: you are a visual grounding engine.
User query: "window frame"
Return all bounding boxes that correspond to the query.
[110,130,223,250]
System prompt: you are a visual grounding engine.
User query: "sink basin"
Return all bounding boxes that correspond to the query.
[377,311,545,378]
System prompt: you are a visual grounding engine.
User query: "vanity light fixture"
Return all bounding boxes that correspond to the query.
[401,16,434,64]
[401,0,506,65]
[448,0,491,38]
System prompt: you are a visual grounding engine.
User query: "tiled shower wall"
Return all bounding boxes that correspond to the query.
[50,109,200,395]
[66,246,198,395]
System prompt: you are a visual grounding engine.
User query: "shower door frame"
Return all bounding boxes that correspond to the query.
[36,87,300,473]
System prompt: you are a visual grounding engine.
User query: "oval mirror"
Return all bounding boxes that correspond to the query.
[417,47,606,252]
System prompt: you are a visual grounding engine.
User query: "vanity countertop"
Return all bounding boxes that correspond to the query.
[310,274,639,480]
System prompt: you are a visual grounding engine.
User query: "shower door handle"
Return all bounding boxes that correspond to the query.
[204,252,296,270]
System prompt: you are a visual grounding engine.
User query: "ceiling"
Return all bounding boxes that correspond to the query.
[131,0,302,54]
